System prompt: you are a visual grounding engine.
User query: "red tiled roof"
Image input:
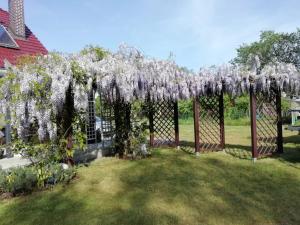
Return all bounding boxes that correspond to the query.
[0,8,47,68]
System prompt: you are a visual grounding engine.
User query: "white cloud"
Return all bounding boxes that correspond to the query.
[154,0,300,68]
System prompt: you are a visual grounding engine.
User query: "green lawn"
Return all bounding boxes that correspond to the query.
[0,125,299,225]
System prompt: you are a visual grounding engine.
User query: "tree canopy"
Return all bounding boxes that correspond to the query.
[232,29,300,70]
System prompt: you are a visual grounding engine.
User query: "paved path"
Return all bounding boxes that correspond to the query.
[0,156,31,170]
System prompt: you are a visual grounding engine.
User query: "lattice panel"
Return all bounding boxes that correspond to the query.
[99,93,115,143]
[87,91,96,144]
[198,96,222,152]
[151,101,176,147]
[256,88,279,156]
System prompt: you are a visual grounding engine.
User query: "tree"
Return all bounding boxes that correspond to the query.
[232,29,300,70]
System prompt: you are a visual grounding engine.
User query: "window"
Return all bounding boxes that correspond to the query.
[0,24,18,48]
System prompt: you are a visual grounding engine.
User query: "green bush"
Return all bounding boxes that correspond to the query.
[46,164,76,185]
[224,117,250,126]
[0,164,76,196]
[178,100,193,119]
[0,170,6,193]
[0,148,4,159]
[0,167,37,195]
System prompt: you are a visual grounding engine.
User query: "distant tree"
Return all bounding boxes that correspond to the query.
[232,29,300,70]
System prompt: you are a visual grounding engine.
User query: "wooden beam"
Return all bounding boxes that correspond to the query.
[174,101,179,147]
[250,86,258,159]
[149,101,154,147]
[276,90,283,154]
[219,92,225,149]
[193,98,200,153]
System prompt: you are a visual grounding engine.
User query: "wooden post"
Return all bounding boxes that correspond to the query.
[174,101,179,147]
[250,86,258,160]
[114,88,125,158]
[5,107,11,144]
[125,103,131,153]
[149,101,154,147]
[276,90,283,154]
[66,134,75,166]
[219,92,225,149]
[114,98,121,157]
[193,98,200,154]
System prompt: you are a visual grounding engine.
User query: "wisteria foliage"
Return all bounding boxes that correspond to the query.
[1,45,299,141]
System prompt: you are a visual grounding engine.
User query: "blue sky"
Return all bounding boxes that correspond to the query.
[1,0,300,71]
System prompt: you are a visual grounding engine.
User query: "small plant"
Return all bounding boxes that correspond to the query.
[0,164,76,196]
[0,167,37,195]
[0,148,4,159]
[124,101,150,159]
[46,163,76,185]
[0,169,6,193]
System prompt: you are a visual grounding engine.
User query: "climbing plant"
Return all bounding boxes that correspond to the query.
[0,44,298,159]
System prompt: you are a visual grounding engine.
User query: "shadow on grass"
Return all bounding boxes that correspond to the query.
[179,141,253,160]
[283,135,300,145]
[224,136,300,163]
[278,148,300,167]
[224,144,252,160]
[1,150,300,225]
[280,135,300,165]
[179,141,196,154]
[0,188,86,225]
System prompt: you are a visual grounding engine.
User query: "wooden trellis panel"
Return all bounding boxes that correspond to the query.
[99,93,115,143]
[87,91,96,144]
[149,101,179,147]
[194,94,225,153]
[250,85,283,158]
[87,89,116,146]
[98,86,131,156]
[256,91,278,155]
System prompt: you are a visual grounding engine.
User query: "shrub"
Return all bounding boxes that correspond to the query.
[0,164,76,196]
[46,163,76,185]
[0,148,4,159]
[34,162,77,188]
[0,169,6,193]
[0,167,37,195]
[178,100,193,119]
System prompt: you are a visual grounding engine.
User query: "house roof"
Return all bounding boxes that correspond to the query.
[0,8,47,68]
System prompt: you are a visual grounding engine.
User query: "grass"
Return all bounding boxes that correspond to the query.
[0,114,5,129]
[180,117,250,126]
[294,120,300,126]
[0,125,299,225]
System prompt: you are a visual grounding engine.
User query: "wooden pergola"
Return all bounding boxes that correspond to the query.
[87,81,283,160]
[146,83,283,160]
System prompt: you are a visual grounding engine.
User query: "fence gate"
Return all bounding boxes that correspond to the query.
[194,93,225,153]
[149,101,179,147]
[250,85,283,158]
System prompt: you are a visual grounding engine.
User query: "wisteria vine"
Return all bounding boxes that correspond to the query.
[0,44,299,141]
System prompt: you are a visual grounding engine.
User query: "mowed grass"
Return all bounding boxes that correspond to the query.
[180,122,300,160]
[0,125,299,225]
